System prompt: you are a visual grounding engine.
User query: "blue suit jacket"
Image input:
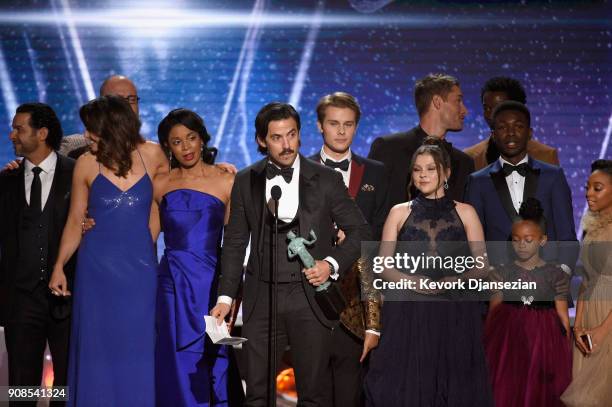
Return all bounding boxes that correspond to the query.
[465,157,578,267]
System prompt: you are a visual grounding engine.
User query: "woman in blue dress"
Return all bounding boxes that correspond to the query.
[154,108,235,406]
[50,95,168,406]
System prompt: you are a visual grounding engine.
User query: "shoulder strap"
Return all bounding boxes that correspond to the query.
[136,147,147,174]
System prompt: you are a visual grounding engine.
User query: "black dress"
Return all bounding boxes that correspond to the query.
[364,195,493,407]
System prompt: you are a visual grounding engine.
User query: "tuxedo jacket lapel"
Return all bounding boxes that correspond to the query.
[490,164,518,222]
[17,164,26,210]
[48,155,66,214]
[524,158,541,201]
[15,164,27,240]
[250,160,267,261]
[298,155,318,239]
[348,155,365,199]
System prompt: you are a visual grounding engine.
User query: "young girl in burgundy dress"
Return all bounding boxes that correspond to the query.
[484,197,572,407]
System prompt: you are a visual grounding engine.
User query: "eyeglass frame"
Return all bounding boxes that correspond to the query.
[123,95,140,105]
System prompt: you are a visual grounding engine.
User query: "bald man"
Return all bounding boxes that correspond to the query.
[59,75,140,157]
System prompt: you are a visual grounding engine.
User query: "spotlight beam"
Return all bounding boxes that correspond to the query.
[0,9,607,28]
[289,2,323,110]
[577,112,612,237]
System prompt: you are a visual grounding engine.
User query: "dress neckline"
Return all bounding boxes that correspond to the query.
[162,188,225,206]
[413,193,455,210]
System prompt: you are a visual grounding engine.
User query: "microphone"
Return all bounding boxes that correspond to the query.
[269,185,282,405]
[271,185,282,201]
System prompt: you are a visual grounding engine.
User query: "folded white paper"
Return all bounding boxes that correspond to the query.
[204,315,248,345]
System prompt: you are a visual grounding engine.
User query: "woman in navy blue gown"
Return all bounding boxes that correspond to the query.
[154,109,235,406]
[364,139,493,406]
[50,95,168,406]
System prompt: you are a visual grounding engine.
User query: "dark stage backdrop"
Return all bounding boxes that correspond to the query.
[0,0,610,231]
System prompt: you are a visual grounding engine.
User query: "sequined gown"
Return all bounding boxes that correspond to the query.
[155,190,229,406]
[68,163,157,406]
[364,194,493,407]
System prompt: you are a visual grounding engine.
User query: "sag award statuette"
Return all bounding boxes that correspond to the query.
[287,230,346,320]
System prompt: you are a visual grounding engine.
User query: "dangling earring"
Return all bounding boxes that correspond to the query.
[168,151,173,163]
[443,179,449,190]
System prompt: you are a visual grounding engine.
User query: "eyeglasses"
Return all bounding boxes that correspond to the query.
[124,95,140,105]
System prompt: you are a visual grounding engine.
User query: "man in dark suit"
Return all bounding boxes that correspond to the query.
[464,76,559,170]
[465,101,577,269]
[210,103,370,406]
[368,73,475,207]
[0,103,76,403]
[308,92,384,407]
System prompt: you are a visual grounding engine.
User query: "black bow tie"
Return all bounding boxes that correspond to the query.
[266,163,294,183]
[502,163,531,177]
[323,158,350,171]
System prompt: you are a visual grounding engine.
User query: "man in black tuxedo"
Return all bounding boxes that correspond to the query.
[211,102,370,406]
[0,103,76,404]
[368,73,475,207]
[309,92,385,407]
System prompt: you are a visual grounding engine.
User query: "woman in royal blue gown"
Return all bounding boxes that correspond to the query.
[154,108,235,406]
[50,95,168,406]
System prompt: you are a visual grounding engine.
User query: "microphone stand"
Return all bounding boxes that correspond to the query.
[268,186,282,407]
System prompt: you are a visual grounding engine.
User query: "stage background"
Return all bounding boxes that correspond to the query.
[0,0,610,400]
[0,0,610,229]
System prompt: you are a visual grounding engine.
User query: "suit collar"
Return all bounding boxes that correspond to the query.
[489,160,503,173]
[413,125,428,142]
[251,157,268,175]
[298,153,318,181]
[351,152,364,166]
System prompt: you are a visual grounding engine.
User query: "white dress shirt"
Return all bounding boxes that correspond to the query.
[500,155,528,213]
[24,151,57,210]
[266,155,301,222]
[500,155,572,274]
[319,148,352,188]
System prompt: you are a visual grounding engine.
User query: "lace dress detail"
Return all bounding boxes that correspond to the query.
[364,194,493,407]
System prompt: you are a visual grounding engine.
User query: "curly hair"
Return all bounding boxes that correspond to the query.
[481,76,527,104]
[516,197,547,233]
[591,159,612,177]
